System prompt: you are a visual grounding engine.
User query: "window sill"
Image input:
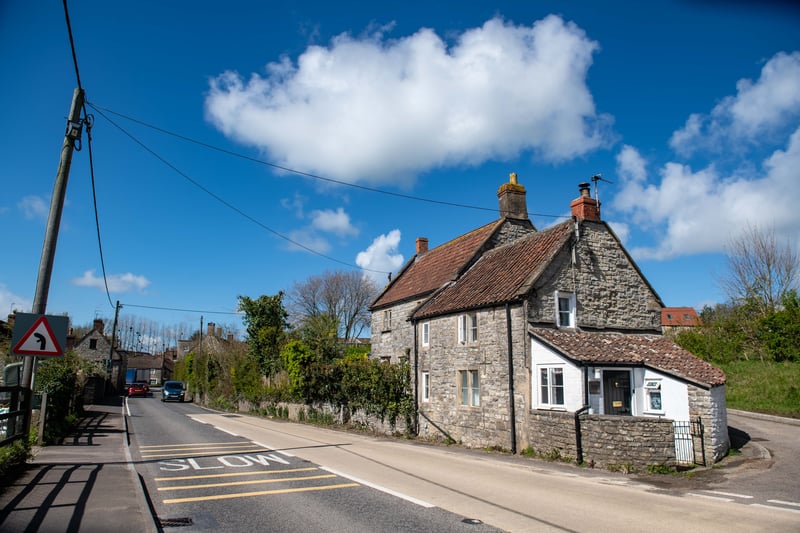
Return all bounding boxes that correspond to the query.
[537,406,567,411]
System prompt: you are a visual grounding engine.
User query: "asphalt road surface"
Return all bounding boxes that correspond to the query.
[126,396,800,532]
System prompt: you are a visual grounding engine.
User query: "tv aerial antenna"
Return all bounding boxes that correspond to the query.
[590,174,613,205]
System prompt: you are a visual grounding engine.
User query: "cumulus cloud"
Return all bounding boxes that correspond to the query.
[613,129,800,260]
[0,284,30,316]
[18,195,49,221]
[205,15,611,185]
[356,230,405,286]
[670,51,800,156]
[72,270,151,293]
[310,207,359,237]
[285,228,332,254]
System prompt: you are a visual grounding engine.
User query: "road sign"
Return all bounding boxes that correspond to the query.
[11,313,69,357]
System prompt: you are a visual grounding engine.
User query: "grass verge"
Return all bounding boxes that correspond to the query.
[720,360,799,418]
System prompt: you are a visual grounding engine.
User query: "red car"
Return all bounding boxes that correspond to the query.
[127,382,148,397]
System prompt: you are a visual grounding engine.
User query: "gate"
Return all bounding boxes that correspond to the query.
[673,417,705,466]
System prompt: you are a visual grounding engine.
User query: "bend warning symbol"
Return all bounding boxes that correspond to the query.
[12,316,64,356]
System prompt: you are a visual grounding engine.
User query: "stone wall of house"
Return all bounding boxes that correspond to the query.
[688,384,730,463]
[527,410,676,468]
[489,219,536,248]
[370,299,423,362]
[417,304,528,450]
[527,221,662,332]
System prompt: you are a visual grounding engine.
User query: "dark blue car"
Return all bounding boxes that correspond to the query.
[161,381,186,402]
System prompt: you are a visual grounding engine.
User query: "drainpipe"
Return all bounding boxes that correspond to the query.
[412,319,419,436]
[505,303,517,454]
[575,404,590,465]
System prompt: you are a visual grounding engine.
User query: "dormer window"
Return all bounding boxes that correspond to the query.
[555,291,576,328]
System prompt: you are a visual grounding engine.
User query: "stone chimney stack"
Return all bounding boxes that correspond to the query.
[416,237,428,254]
[227,333,234,343]
[94,318,105,335]
[207,322,216,337]
[570,182,601,221]
[497,172,528,220]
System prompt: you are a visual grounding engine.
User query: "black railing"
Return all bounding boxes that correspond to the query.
[0,385,29,447]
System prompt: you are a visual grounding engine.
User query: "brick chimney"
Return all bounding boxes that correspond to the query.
[570,182,600,221]
[207,322,216,337]
[497,172,528,219]
[93,318,105,335]
[416,237,428,254]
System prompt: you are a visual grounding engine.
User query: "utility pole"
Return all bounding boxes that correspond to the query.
[108,300,121,394]
[21,87,85,433]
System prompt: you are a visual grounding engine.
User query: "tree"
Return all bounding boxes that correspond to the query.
[718,224,799,317]
[238,293,289,378]
[758,290,800,362]
[288,270,379,342]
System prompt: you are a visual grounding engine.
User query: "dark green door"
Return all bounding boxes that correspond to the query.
[603,370,631,415]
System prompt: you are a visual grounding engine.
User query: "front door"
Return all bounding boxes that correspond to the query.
[603,370,632,415]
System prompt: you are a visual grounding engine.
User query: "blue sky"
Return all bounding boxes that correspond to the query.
[1,1,799,342]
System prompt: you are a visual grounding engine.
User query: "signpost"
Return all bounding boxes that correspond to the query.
[11,313,68,358]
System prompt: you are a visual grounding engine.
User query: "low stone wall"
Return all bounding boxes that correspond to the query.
[236,400,412,436]
[527,410,676,469]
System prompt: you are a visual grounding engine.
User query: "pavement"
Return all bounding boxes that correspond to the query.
[0,403,796,533]
[0,399,157,533]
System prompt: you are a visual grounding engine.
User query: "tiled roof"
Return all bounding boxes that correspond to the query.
[371,220,503,309]
[662,307,700,327]
[531,327,726,388]
[413,220,573,318]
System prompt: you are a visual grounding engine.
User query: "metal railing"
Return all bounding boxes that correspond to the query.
[0,385,29,447]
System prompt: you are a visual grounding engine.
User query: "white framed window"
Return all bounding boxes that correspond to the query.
[644,379,663,413]
[459,369,480,406]
[421,371,430,402]
[383,310,392,330]
[555,291,576,328]
[457,313,478,343]
[539,366,565,407]
[421,321,430,347]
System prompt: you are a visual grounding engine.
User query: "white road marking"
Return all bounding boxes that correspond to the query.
[704,490,753,499]
[214,426,238,436]
[321,466,434,508]
[187,415,209,425]
[688,493,734,502]
[750,504,800,514]
[767,500,800,508]
[252,441,294,457]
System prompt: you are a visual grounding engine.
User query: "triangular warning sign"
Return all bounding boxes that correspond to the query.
[12,316,63,356]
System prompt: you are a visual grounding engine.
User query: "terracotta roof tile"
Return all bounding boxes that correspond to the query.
[413,220,573,318]
[371,220,502,309]
[531,327,726,387]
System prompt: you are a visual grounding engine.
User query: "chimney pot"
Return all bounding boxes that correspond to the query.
[416,237,428,254]
[570,182,601,221]
[94,318,105,335]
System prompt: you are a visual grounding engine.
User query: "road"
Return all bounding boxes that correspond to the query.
[126,395,800,532]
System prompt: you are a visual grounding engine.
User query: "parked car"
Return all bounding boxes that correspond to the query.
[127,382,148,397]
[161,381,186,402]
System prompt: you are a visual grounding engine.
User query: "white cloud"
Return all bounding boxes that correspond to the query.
[613,129,800,260]
[205,15,611,185]
[310,207,359,237]
[72,270,150,293]
[18,195,49,221]
[0,284,30,316]
[356,230,405,286]
[670,51,800,156]
[285,228,332,254]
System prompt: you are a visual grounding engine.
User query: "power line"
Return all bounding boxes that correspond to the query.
[88,105,390,274]
[86,102,565,220]
[122,303,242,316]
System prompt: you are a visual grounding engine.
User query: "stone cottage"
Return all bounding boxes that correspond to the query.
[71,318,126,400]
[369,175,729,468]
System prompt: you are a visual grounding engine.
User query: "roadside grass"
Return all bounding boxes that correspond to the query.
[720,360,800,418]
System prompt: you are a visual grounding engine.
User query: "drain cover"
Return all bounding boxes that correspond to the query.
[159,517,194,528]
[462,518,483,525]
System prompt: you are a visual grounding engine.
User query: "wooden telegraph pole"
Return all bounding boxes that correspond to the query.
[21,87,85,434]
